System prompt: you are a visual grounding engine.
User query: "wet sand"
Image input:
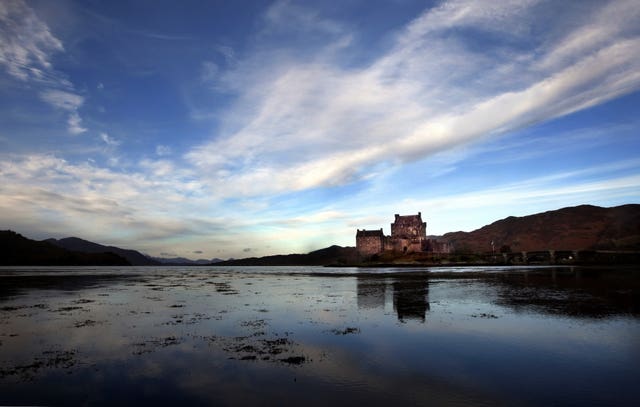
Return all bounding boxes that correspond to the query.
[0,266,638,406]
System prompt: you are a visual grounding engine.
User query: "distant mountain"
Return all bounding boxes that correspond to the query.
[46,237,160,266]
[442,204,640,253]
[152,256,224,265]
[0,230,130,266]
[213,245,358,266]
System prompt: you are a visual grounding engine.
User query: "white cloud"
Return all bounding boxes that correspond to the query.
[100,132,120,147]
[139,159,176,177]
[1,1,89,135]
[67,112,87,135]
[2,1,639,258]
[536,0,640,71]
[40,89,84,110]
[0,0,64,81]
[263,0,345,37]
[0,153,222,249]
[40,89,88,135]
[187,0,640,200]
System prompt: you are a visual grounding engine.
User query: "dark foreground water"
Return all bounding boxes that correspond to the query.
[0,266,638,406]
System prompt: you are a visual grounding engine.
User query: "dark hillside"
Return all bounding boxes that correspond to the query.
[0,231,130,266]
[213,245,358,266]
[46,237,159,266]
[443,204,640,253]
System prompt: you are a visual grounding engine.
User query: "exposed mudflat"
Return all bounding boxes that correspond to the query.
[0,266,638,406]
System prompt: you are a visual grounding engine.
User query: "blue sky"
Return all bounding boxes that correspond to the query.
[1,0,639,259]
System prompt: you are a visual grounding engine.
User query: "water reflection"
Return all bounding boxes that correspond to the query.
[356,276,387,310]
[0,273,141,299]
[490,267,640,317]
[357,275,430,322]
[393,278,430,322]
[0,266,638,406]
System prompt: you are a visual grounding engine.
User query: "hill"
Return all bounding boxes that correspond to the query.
[213,245,358,266]
[152,256,224,266]
[442,204,640,253]
[0,230,130,266]
[46,237,160,266]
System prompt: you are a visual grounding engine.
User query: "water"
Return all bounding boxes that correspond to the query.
[0,266,638,406]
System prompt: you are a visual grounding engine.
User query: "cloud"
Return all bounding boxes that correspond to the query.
[40,89,84,110]
[39,89,88,135]
[263,0,345,37]
[100,132,120,147]
[187,0,640,199]
[156,145,172,156]
[1,0,89,135]
[2,1,638,258]
[67,112,87,135]
[0,153,219,246]
[215,45,236,65]
[0,0,64,81]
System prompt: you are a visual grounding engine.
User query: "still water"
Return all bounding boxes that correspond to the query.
[0,266,638,406]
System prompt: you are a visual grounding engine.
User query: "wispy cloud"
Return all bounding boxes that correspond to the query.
[0,1,638,258]
[263,0,346,38]
[0,153,231,251]
[100,132,120,147]
[39,89,84,110]
[0,0,63,82]
[0,0,88,135]
[187,0,640,199]
[156,145,172,156]
[40,89,88,135]
[67,112,88,135]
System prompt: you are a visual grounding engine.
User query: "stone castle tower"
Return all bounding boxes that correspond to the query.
[356,212,450,256]
[355,228,385,256]
[389,213,427,253]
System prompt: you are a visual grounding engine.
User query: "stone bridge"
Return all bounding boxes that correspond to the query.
[505,250,578,264]
[482,250,639,265]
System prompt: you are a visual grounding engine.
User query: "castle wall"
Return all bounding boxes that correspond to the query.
[391,238,425,254]
[357,236,383,255]
[426,239,452,254]
[356,229,384,256]
[383,236,393,251]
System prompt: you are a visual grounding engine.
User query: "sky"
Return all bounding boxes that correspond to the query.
[1,0,639,260]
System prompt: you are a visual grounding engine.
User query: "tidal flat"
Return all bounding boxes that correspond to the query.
[0,266,638,406]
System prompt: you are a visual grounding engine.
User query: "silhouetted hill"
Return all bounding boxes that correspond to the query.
[442,204,640,253]
[0,231,130,266]
[152,256,224,265]
[213,245,358,266]
[46,237,159,266]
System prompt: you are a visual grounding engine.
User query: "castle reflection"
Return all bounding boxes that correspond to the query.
[357,275,430,322]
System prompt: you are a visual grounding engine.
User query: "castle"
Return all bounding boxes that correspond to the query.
[356,212,451,256]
